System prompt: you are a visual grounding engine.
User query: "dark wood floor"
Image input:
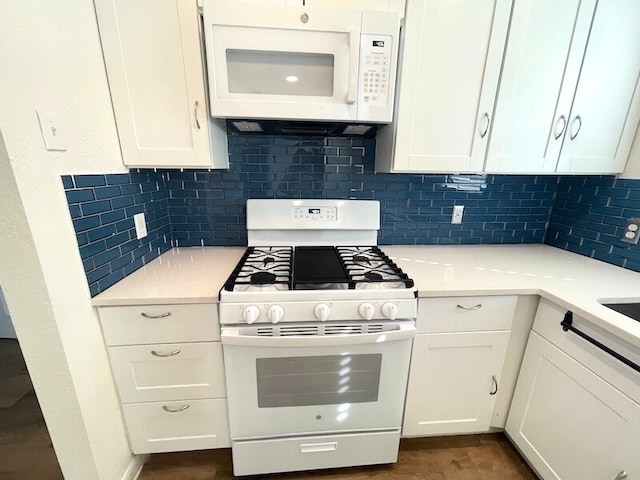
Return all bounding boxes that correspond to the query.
[139,434,538,480]
[0,339,63,480]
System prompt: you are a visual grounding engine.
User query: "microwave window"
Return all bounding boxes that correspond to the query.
[256,354,381,408]
[226,49,334,97]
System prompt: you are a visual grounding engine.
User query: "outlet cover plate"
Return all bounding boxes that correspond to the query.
[134,213,148,240]
[621,217,640,244]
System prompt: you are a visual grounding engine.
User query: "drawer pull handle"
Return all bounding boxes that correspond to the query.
[162,404,190,413]
[614,472,627,480]
[456,304,482,311]
[490,375,498,395]
[151,349,181,357]
[300,441,338,453]
[141,311,172,319]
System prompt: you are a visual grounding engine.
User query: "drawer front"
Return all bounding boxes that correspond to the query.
[417,296,517,333]
[99,303,219,345]
[533,299,640,402]
[109,342,226,403]
[122,398,230,454]
[231,430,400,476]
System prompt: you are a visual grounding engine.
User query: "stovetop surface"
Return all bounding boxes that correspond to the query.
[222,246,414,293]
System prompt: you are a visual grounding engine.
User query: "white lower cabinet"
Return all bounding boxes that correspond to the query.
[98,303,230,454]
[122,398,230,454]
[403,296,517,436]
[506,299,640,480]
[403,331,510,436]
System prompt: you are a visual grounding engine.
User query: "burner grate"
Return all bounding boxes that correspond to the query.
[222,245,414,293]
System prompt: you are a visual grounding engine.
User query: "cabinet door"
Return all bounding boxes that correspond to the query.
[95,0,227,168]
[403,331,510,436]
[485,0,596,173]
[506,332,639,480]
[380,0,511,173]
[556,0,640,173]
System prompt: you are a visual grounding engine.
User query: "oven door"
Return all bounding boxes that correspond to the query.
[221,321,415,440]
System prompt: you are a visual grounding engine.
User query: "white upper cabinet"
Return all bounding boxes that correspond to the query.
[376,0,512,173]
[95,0,229,169]
[486,0,640,174]
[556,0,640,173]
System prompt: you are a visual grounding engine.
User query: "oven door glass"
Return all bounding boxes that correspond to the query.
[256,353,381,408]
[221,325,414,440]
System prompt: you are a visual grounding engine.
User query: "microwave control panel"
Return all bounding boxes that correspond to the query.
[359,34,393,106]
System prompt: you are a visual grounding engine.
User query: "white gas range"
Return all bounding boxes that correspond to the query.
[218,199,417,476]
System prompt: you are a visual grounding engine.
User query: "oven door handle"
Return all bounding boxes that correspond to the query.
[221,322,416,347]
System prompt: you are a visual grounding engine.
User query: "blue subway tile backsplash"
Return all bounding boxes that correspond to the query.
[545,176,640,272]
[62,172,172,297]
[63,135,640,295]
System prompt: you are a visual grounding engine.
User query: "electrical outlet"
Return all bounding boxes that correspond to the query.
[451,205,464,224]
[134,213,148,240]
[621,217,640,244]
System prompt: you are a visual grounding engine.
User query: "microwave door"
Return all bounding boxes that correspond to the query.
[204,3,362,121]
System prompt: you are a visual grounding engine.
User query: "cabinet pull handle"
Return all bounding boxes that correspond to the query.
[554,115,567,140]
[569,115,582,140]
[490,375,498,395]
[614,472,627,480]
[140,311,172,319]
[151,349,180,358]
[162,404,190,413]
[456,304,482,310]
[194,101,201,129]
[480,112,490,138]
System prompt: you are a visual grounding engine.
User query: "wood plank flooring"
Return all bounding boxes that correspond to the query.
[138,434,539,480]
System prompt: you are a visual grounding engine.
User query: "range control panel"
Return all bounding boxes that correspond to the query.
[293,206,337,222]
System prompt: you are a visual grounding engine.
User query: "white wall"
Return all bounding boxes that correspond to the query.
[0,1,137,479]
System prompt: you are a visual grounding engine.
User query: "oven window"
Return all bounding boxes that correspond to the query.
[256,354,381,408]
[226,49,334,97]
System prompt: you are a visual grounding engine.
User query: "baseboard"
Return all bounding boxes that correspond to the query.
[121,454,149,480]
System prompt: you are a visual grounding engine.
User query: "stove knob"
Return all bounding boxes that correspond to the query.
[267,305,285,324]
[381,302,398,320]
[314,303,331,321]
[358,302,375,321]
[242,305,260,324]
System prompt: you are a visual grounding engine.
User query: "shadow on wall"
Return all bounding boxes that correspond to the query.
[0,285,17,339]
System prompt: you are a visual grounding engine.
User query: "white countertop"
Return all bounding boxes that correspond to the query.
[92,244,640,346]
[91,247,245,306]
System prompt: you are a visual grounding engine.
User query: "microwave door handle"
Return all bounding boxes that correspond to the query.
[346,30,359,104]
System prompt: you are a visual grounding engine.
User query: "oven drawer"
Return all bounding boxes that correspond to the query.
[122,398,230,454]
[98,303,219,345]
[418,296,517,333]
[108,342,226,403]
[231,430,400,476]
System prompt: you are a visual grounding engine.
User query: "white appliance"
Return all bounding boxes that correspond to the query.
[201,1,401,130]
[218,199,417,476]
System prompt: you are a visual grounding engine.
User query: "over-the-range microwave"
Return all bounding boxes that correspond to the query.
[201,0,401,135]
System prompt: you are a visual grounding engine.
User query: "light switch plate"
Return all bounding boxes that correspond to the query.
[134,213,148,240]
[36,110,67,151]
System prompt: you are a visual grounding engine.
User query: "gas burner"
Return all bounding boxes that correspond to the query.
[365,272,382,281]
[251,272,277,284]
